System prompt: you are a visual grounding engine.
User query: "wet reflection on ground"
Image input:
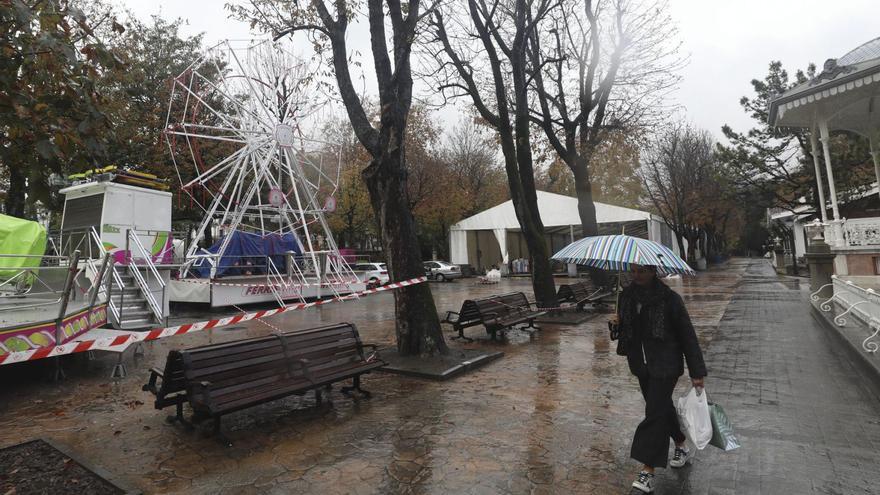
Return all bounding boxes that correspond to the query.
[0,260,755,493]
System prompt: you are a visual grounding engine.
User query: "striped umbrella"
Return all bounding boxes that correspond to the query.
[552,234,695,275]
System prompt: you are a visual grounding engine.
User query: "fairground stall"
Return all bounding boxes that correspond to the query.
[0,212,108,363]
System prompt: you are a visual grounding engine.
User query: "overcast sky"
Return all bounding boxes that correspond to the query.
[119,0,879,140]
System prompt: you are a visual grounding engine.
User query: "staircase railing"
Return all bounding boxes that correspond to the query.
[89,227,125,325]
[126,229,166,325]
[266,257,289,307]
[85,252,119,324]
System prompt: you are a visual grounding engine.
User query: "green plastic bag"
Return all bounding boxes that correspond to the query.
[708,402,740,451]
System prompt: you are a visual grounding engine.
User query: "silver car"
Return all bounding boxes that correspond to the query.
[423,261,462,282]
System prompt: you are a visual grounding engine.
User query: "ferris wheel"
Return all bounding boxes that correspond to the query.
[164,39,357,299]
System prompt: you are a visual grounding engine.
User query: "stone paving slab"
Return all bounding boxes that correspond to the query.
[652,260,880,495]
[1,259,878,494]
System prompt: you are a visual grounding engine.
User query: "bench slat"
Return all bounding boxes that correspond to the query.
[146,322,385,423]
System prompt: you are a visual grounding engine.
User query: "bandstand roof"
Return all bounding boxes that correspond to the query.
[769,37,880,135]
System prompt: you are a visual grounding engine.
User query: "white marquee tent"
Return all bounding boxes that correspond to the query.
[449,191,682,272]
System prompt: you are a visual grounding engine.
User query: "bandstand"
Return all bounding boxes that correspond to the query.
[769,37,880,353]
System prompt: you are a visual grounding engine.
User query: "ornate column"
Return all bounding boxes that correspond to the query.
[809,129,829,223]
[818,119,842,246]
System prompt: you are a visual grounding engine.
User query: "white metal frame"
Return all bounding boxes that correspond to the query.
[164,39,357,296]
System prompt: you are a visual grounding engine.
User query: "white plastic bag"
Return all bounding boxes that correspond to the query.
[676,387,712,450]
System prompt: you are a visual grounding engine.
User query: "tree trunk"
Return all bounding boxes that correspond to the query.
[363,119,448,356]
[501,153,558,307]
[517,192,558,307]
[4,165,26,218]
[510,11,557,309]
[686,233,697,263]
[571,163,608,287]
[675,232,687,261]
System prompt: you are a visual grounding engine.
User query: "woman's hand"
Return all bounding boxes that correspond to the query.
[609,314,619,326]
[691,377,705,389]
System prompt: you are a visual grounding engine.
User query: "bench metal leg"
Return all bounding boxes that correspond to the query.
[165,402,195,430]
[519,319,540,336]
[315,388,323,405]
[212,417,231,447]
[449,326,474,343]
[341,375,371,398]
[111,352,127,380]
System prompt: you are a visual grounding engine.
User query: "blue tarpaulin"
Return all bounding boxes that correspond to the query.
[194,230,302,278]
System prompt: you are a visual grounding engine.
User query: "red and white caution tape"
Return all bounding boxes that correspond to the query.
[0,277,427,366]
[175,277,362,288]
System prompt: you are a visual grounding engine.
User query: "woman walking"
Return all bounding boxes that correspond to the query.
[610,264,707,493]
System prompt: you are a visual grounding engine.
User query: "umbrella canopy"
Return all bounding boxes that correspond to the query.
[552,234,695,275]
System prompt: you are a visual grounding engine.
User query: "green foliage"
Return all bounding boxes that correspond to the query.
[716,61,815,213]
[718,61,873,214]
[95,13,226,221]
[0,0,228,222]
[0,0,122,217]
[718,60,876,255]
[97,15,206,175]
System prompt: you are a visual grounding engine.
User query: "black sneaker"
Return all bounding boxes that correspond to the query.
[632,471,655,493]
[669,446,691,468]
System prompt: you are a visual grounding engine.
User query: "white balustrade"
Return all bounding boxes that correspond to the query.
[831,277,880,352]
[840,217,880,248]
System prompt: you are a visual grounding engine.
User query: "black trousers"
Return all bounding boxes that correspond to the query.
[630,374,686,468]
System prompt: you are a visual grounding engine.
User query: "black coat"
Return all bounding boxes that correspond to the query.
[617,281,707,379]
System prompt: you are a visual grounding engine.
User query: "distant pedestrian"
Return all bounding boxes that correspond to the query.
[609,264,707,493]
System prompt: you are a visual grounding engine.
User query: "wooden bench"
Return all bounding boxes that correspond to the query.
[142,322,385,440]
[557,280,611,310]
[442,292,546,341]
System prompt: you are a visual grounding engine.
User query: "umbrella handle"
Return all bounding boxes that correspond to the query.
[614,269,622,312]
[615,224,624,312]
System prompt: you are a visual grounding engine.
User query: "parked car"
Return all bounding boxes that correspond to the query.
[354,262,389,288]
[423,261,462,282]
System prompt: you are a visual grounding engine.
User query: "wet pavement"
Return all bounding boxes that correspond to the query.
[1,258,879,494]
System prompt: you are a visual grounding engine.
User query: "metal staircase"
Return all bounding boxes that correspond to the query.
[88,228,167,330]
[110,270,161,329]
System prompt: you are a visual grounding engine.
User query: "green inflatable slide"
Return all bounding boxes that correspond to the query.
[0,214,47,280]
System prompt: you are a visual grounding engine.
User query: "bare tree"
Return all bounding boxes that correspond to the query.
[229,0,448,356]
[429,0,559,306]
[443,118,507,217]
[527,0,681,279]
[640,124,715,262]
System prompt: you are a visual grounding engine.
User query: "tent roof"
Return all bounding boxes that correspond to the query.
[451,191,654,231]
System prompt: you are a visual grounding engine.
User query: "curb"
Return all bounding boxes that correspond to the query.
[379,349,504,381]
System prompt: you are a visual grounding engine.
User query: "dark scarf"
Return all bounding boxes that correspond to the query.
[618,278,668,341]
